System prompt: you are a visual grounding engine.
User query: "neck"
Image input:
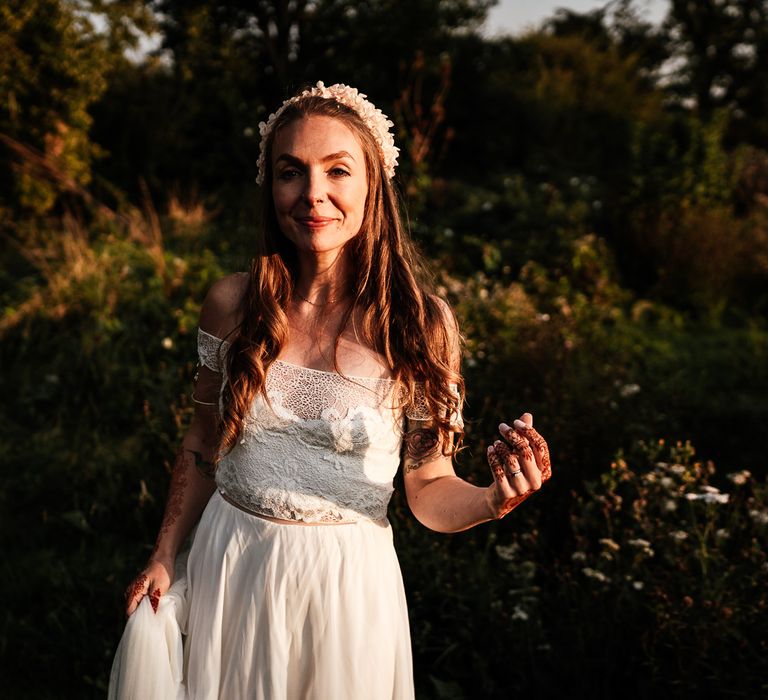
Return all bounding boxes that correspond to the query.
[294,247,353,308]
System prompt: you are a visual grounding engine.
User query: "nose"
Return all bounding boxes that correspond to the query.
[303,170,325,205]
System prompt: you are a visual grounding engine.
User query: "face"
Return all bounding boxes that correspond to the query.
[271,115,368,256]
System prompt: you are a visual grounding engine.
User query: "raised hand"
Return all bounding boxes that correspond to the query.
[485,412,552,519]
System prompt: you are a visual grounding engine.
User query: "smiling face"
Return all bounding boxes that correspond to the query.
[271,115,369,256]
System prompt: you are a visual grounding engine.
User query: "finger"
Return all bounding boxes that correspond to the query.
[493,440,533,494]
[513,420,552,480]
[499,423,536,464]
[518,412,533,428]
[149,587,162,614]
[487,445,519,501]
[499,424,538,478]
[487,444,508,486]
[125,573,150,617]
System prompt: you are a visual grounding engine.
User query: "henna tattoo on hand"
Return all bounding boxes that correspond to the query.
[149,587,161,614]
[497,492,530,518]
[487,445,506,483]
[517,426,552,479]
[125,573,148,604]
[504,430,535,463]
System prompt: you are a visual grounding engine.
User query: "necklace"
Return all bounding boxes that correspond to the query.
[294,289,348,307]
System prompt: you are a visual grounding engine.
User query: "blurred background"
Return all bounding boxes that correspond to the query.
[1,0,767,697]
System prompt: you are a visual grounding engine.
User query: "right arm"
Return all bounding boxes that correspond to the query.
[124,273,246,617]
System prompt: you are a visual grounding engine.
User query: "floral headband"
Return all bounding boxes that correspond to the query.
[255,81,399,185]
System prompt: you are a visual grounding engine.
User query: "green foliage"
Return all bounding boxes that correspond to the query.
[393,438,768,699]
[3,1,768,697]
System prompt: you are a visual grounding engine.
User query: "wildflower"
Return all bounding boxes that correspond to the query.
[670,530,688,542]
[495,543,519,562]
[162,337,174,350]
[726,470,751,486]
[654,462,669,470]
[643,472,657,483]
[663,499,677,512]
[749,510,768,526]
[628,539,655,557]
[659,477,674,490]
[619,383,641,398]
[669,464,686,476]
[582,567,610,583]
[632,581,644,591]
[699,485,721,494]
[715,529,728,540]
[511,606,529,622]
[684,492,729,505]
[599,538,620,552]
[571,551,587,563]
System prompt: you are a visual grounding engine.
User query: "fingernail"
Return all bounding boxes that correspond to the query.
[487,445,494,453]
[499,422,511,432]
[494,440,502,448]
[513,419,528,430]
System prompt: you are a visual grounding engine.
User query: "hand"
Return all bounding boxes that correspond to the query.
[124,555,174,618]
[485,412,552,519]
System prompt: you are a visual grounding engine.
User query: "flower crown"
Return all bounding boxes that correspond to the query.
[255,81,399,185]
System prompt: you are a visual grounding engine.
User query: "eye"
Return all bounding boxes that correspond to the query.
[329,167,351,177]
[277,168,301,180]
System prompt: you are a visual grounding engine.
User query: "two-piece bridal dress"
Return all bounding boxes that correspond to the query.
[108,327,438,700]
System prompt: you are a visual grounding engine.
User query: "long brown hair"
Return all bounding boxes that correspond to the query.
[217,92,464,461]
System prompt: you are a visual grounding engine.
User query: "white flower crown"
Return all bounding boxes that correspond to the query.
[255,81,399,185]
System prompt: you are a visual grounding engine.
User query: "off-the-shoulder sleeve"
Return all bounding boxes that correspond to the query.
[405,382,464,429]
[197,327,231,373]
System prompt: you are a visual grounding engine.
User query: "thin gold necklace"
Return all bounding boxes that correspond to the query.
[294,290,348,307]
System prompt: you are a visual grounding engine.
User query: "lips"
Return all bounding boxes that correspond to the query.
[295,216,337,229]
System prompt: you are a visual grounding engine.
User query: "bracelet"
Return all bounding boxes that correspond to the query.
[191,391,218,407]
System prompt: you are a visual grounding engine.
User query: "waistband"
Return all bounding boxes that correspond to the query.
[217,490,358,526]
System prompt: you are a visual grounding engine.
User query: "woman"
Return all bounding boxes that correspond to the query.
[110,82,552,700]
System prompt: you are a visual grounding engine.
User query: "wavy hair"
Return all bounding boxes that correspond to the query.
[216,92,464,462]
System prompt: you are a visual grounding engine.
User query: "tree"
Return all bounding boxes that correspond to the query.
[661,0,768,147]
[0,0,154,218]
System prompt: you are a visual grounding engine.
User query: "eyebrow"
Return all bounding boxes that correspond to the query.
[274,151,356,166]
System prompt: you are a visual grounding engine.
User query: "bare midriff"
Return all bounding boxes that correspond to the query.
[219,491,356,525]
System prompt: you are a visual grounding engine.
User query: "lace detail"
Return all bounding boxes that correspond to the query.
[198,328,230,373]
[196,327,453,421]
[195,327,462,523]
[215,368,403,523]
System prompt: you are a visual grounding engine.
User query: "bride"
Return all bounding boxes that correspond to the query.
[110,81,552,700]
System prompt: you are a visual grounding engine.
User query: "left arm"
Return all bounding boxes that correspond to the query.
[403,297,553,532]
[403,419,494,533]
[402,414,552,533]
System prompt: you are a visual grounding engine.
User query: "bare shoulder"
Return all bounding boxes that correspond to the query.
[199,272,249,339]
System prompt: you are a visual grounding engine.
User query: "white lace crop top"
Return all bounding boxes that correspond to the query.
[197,328,462,523]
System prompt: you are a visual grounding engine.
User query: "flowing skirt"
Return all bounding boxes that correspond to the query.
[109,490,415,700]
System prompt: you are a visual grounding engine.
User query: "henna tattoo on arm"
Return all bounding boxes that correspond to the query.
[150,446,189,558]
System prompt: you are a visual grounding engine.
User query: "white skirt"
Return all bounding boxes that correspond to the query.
[109,490,415,700]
